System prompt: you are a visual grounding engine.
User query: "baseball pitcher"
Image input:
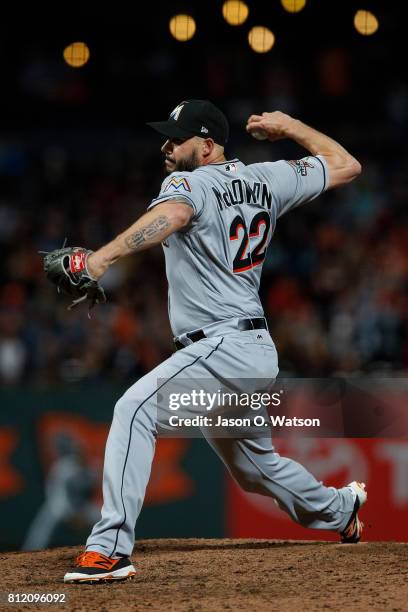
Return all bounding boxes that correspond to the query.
[43,100,365,583]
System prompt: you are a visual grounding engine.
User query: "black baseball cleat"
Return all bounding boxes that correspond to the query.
[340,481,367,544]
[64,551,136,584]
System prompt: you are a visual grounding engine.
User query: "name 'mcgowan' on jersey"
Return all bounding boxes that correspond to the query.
[212,179,272,211]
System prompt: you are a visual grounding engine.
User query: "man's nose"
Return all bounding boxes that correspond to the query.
[161,139,172,154]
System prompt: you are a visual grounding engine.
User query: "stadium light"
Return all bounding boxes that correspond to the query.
[63,42,90,68]
[169,14,196,41]
[354,10,379,36]
[222,1,249,26]
[248,27,275,53]
[281,0,306,13]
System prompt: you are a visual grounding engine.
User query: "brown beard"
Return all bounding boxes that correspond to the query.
[165,150,200,174]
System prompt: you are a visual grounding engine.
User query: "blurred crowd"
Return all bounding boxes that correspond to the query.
[0,137,172,385]
[1,130,407,386]
[1,38,408,385]
[262,165,408,376]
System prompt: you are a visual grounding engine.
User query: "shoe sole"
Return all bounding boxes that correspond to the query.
[341,481,367,544]
[64,566,136,584]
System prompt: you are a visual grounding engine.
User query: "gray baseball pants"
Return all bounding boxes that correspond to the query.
[86,329,356,557]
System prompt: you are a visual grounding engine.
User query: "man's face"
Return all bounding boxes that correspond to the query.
[161,137,201,174]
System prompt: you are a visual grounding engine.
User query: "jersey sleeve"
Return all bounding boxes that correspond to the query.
[252,155,328,218]
[147,172,206,220]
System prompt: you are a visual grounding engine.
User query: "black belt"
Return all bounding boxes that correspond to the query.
[174,318,267,351]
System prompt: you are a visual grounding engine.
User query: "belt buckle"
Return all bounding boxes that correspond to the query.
[238,318,251,331]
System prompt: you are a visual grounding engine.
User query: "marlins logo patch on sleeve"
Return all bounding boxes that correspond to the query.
[163,176,192,193]
[287,159,315,176]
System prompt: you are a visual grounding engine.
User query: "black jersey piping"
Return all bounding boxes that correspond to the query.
[313,156,327,193]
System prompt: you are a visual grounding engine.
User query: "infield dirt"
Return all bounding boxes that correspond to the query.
[0,539,407,611]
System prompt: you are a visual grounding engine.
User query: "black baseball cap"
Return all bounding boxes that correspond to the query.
[147,99,229,146]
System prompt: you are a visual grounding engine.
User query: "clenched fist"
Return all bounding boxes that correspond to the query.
[246,111,296,142]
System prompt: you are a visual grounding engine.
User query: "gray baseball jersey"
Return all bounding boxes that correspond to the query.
[148,156,328,336]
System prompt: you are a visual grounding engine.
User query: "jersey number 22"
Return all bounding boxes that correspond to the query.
[229,211,271,273]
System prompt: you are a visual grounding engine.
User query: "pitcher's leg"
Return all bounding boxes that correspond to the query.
[86,380,158,558]
[85,336,227,558]
[206,433,356,532]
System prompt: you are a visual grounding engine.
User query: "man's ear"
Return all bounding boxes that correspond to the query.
[202,138,215,158]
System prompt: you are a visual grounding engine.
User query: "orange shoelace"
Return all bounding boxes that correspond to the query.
[75,551,116,569]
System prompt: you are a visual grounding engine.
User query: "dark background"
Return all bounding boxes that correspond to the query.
[0,1,406,384]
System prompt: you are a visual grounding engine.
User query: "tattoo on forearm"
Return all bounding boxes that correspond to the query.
[125,216,171,251]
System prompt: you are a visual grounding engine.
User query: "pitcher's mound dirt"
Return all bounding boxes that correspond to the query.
[0,539,407,611]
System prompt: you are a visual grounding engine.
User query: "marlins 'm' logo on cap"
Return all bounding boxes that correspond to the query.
[163,176,192,192]
[169,103,185,121]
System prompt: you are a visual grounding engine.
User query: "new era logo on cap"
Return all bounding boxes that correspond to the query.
[201,126,208,133]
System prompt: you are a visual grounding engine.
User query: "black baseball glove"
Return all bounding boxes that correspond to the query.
[42,246,106,311]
